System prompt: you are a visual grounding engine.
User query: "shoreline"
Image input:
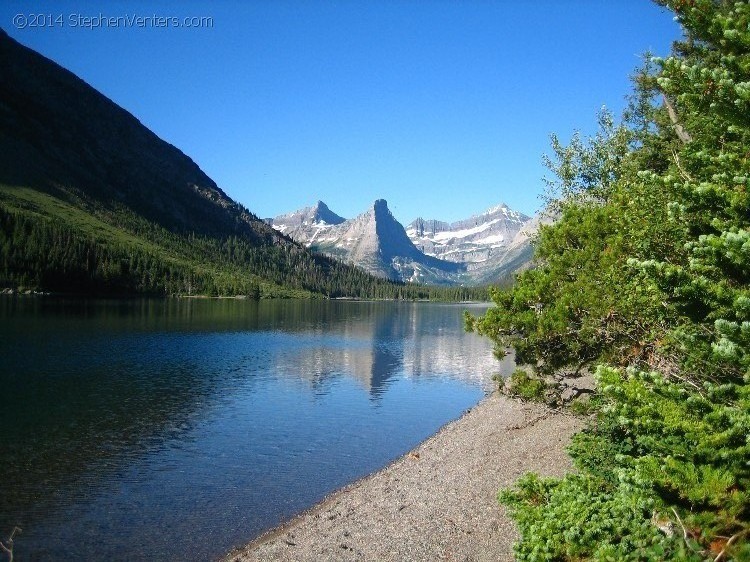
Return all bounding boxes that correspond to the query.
[224,392,584,562]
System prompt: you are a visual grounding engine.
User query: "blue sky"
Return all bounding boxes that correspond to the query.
[2,1,681,223]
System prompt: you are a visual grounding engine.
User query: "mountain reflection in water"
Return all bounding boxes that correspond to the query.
[0,298,509,561]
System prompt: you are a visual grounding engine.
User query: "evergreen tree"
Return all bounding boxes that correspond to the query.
[469,1,750,559]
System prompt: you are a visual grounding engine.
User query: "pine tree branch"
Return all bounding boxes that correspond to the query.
[671,147,695,182]
[714,528,749,562]
[663,94,693,143]
[671,508,700,554]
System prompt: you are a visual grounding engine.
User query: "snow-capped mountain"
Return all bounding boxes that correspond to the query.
[465,211,543,283]
[406,203,530,267]
[272,200,464,283]
[271,200,537,285]
[269,200,346,244]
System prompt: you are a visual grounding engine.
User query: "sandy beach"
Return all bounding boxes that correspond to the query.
[224,392,584,561]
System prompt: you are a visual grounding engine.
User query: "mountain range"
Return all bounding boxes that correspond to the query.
[0,28,529,298]
[271,200,537,285]
[0,28,490,300]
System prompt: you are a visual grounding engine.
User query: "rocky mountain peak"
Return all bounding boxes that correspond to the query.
[271,199,537,285]
[484,202,510,213]
[408,217,451,238]
[311,200,345,225]
[272,198,464,282]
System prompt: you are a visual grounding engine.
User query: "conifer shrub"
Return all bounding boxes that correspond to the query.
[471,1,750,558]
[501,366,750,561]
[506,369,547,402]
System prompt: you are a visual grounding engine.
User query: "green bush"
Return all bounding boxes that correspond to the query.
[472,1,750,558]
[567,395,599,416]
[501,366,750,561]
[507,369,547,402]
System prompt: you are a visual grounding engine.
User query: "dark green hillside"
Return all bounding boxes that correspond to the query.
[0,31,271,243]
[0,29,485,300]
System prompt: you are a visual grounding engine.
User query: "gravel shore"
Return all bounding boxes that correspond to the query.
[224,392,584,562]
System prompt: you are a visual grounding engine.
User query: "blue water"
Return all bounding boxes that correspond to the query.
[0,298,509,560]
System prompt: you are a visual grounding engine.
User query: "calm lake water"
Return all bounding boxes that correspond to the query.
[0,298,510,561]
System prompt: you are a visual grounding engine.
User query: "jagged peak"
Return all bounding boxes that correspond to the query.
[468,202,531,223]
[311,201,345,225]
[369,199,395,222]
[483,202,510,215]
[271,200,345,226]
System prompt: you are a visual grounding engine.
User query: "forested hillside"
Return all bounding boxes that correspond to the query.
[0,29,486,301]
[468,1,750,559]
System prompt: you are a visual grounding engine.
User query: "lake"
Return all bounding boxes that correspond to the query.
[0,298,510,560]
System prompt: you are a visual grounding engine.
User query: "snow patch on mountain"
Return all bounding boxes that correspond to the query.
[431,220,499,242]
[272,200,464,283]
[273,199,539,285]
[407,203,530,267]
